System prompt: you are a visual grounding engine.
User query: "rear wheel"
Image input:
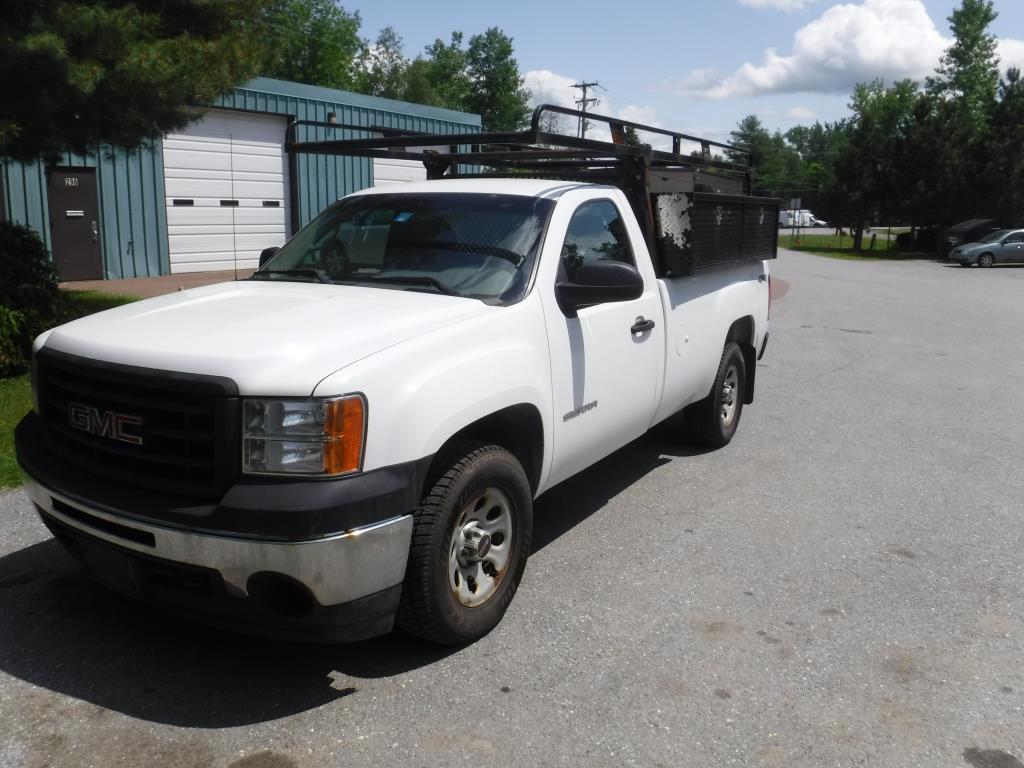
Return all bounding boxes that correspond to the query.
[398,444,532,645]
[978,253,995,268]
[683,342,747,447]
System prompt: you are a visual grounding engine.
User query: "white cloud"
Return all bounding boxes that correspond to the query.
[523,70,679,148]
[999,39,1024,73]
[674,0,945,98]
[672,0,1024,99]
[787,106,816,120]
[522,69,603,135]
[618,105,659,126]
[618,105,677,150]
[739,0,817,11]
[523,69,580,110]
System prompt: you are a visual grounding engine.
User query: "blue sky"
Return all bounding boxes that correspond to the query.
[348,0,1024,143]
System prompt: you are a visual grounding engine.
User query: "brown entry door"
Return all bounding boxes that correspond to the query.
[47,167,103,280]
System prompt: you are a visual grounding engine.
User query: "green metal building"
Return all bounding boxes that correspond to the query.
[0,77,480,281]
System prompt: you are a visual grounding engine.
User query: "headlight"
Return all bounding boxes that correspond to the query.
[242,395,366,476]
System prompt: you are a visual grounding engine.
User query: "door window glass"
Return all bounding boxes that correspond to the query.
[559,200,633,282]
[1003,232,1024,244]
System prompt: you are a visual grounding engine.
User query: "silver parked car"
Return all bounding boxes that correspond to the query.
[950,228,1024,267]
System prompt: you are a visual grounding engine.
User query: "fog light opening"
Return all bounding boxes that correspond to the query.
[247,573,316,618]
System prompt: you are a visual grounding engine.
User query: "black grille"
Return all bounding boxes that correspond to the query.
[36,349,240,499]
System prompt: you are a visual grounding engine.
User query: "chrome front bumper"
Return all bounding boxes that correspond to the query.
[21,471,413,607]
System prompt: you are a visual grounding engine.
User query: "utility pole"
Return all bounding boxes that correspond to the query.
[570,81,601,139]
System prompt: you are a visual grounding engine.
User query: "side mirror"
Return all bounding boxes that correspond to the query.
[555,261,644,318]
[259,246,280,268]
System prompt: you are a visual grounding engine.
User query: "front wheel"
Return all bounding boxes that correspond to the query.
[978,253,995,268]
[398,444,532,645]
[683,342,747,448]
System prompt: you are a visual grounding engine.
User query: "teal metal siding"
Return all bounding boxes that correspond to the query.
[2,78,480,278]
[1,145,169,279]
[217,78,481,230]
[2,160,50,248]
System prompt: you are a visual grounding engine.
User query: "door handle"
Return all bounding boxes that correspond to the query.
[91,221,98,243]
[631,317,656,335]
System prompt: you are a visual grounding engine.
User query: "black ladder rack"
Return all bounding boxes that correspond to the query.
[285,104,779,277]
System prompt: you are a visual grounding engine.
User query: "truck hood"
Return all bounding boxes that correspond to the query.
[43,280,484,394]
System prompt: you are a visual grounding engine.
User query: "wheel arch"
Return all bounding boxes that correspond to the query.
[725,315,757,404]
[424,403,545,497]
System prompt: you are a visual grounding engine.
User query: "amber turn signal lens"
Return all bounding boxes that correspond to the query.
[323,396,365,475]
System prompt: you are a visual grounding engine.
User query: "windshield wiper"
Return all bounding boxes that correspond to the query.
[411,240,525,268]
[363,275,461,296]
[251,268,332,284]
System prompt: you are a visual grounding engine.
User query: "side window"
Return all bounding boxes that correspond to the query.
[560,200,633,282]
[1004,232,1024,244]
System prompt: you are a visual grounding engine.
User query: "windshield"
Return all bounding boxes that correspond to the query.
[978,229,1010,243]
[254,192,555,304]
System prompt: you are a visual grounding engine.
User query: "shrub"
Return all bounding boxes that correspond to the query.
[0,222,64,374]
[0,306,26,377]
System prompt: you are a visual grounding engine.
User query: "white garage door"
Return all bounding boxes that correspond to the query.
[163,110,289,274]
[373,156,427,186]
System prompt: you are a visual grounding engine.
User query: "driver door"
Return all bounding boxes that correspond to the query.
[1001,232,1024,263]
[542,197,665,488]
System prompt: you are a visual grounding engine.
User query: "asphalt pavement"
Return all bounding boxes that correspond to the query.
[2,251,1023,768]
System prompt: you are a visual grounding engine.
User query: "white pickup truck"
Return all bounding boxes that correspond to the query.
[16,108,775,644]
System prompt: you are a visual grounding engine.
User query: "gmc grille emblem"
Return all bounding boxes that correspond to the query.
[68,402,144,445]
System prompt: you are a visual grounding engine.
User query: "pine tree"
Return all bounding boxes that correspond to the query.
[917,0,1001,251]
[927,0,1000,130]
[1,0,270,162]
[985,69,1024,225]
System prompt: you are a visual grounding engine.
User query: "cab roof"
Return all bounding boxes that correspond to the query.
[348,178,597,200]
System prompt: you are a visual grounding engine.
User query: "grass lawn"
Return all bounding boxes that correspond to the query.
[0,290,139,491]
[0,375,31,489]
[779,233,928,261]
[61,289,140,316]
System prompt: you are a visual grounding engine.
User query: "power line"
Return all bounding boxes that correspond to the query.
[569,81,601,139]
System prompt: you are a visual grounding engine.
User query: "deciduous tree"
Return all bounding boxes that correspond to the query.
[464,28,531,131]
[421,33,473,111]
[259,0,362,91]
[832,79,918,248]
[356,26,408,100]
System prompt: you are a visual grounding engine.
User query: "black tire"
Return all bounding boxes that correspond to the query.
[683,342,747,448]
[397,444,532,645]
[978,253,995,268]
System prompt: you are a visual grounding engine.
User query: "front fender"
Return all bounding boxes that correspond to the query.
[313,297,553,486]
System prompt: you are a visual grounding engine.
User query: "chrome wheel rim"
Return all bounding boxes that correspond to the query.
[980,254,993,267]
[449,487,514,608]
[720,364,739,428]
